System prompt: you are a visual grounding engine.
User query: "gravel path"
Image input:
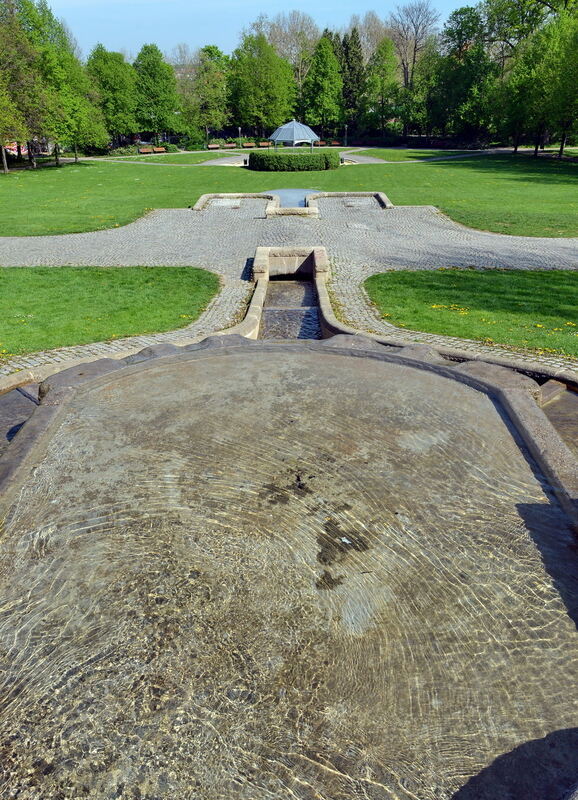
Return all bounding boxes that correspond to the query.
[1,196,576,377]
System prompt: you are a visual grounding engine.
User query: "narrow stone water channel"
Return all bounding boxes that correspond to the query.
[259,278,323,339]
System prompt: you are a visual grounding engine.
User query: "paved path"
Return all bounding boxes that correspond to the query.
[88,147,508,168]
[1,197,577,377]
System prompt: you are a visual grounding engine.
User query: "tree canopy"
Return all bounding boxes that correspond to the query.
[0,0,577,169]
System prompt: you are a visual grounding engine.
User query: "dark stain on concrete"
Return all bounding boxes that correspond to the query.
[317,518,369,565]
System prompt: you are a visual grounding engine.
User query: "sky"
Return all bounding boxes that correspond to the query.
[48,0,467,60]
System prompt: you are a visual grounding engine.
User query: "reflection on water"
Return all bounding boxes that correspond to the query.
[0,348,577,800]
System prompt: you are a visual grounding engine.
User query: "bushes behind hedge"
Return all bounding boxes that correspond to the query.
[248,150,340,171]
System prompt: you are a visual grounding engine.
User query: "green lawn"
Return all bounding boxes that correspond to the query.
[117,151,239,164]
[1,153,576,236]
[353,148,468,161]
[0,267,219,357]
[111,147,352,164]
[365,269,578,358]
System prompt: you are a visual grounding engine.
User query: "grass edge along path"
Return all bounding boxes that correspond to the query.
[0,266,219,359]
[364,268,578,359]
[0,154,576,237]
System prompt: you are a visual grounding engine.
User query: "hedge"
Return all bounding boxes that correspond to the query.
[248,151,340,171]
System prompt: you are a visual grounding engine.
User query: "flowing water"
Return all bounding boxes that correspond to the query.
[259,279,322,339]
[542,387,578,460]
[1,343,577,800]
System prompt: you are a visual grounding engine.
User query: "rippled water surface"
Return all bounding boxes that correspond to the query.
[1,346,577,799]
[259,280,322,339]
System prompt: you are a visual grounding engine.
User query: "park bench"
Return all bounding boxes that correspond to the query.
[138,147,153,154]
[207,144,220,150]
[330,141,341,146]
[223,143,237,148]
[242,142,255,148]
[258,142,270,148]
[152,146,166,153]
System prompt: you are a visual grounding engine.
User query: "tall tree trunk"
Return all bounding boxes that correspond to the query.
[533,138,539,157]
[558,129,567,158]
[54,143,60,167]
[513,132,519,153]
[74,142,78,163]
[1,145,9,175]
[17,143,22,161]
[27,141,36,169]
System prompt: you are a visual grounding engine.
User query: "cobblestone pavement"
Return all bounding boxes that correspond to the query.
[1,197,577,377]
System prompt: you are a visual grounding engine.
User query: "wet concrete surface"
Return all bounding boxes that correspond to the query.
[543,388,578,460]
[0,385,39,458]
[1,343,577,799]
[259,280,322,339]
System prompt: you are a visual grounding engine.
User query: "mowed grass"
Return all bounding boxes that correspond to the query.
[117,151,238,164]
[0,267,219,357]
[353,148,467,161]
[0,153,576,236]
[114,147,351,164]
[365,268,578,358]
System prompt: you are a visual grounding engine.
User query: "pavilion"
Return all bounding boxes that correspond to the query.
[269,120,320,151]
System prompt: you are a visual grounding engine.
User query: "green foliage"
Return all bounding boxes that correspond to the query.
[87,44,138,140]
[0,76,28,145]
[192,45,230,135]
[229,33,296,133]
[108,145,140,156]
[364,37,399,132]
[342,27,366,123]
[248,150,339,170]
[133,44,181,138]
[302,38,343,134]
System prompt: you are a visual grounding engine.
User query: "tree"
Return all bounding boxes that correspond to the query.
[302,37,343,137]
[441,6,486,58]
[133,44,181,142]
[0,77,28,173]
[87,44,138,144]
[540,11,578,155]
[342,27,367,125]
[191,45,230,141]
[388,0,440,89]
[364,37,399,133]
[229,33,295,135]
[11,0,107,162]
[0,1,52,164]
[257,12,320,118]
[322,28,346,74]
[348,12,391,63]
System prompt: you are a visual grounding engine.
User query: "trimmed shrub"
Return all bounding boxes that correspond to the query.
[108,145,140,156]
[248,150,340,171]
[163,143,180,152]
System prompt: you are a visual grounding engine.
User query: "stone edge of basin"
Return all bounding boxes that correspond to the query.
[191,191,393,217]
[1,333,577,530]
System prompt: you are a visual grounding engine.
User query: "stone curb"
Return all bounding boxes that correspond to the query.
[2,335,576,529]
[315,273,578,389]
[192,193,275,211]
[192,191,394,219]
[308,191,394,210]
